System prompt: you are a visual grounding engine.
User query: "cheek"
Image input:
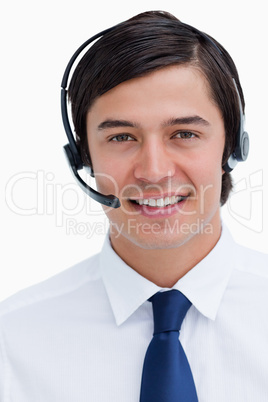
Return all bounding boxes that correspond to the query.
[188,148,223,201]
[93,158,131,198]
[94,173,120,198]
[88,141,118,192]
[196,162,222,185]
[89,145,133,197]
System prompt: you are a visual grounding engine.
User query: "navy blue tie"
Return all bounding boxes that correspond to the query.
[140,290,198,401]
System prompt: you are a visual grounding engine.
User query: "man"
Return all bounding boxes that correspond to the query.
[0,11,267,402]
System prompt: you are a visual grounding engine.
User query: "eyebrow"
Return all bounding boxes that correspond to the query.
[162,116,210,127]
[97,119,139,131]
[97,115,210,131]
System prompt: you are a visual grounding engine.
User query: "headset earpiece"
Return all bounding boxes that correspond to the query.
[223,79,249,173]
[235,130,249,162]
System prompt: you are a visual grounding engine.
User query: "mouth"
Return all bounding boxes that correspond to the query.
[129,195,188,208]
[127,194,188,218]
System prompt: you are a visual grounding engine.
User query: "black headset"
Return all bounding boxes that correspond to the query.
[61,21,249,209]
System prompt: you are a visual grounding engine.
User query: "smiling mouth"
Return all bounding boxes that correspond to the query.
[129,195,188,208]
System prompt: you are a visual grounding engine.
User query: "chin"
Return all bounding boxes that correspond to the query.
[120,226,195,250]
[120,214,217,250]
[134,237,188,250]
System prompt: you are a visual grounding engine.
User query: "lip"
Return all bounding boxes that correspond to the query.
[129,196,188,218]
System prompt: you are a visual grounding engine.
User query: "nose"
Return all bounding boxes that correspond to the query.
[133,138,176,183]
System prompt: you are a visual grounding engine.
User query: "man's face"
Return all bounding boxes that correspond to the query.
[86,65,225,250]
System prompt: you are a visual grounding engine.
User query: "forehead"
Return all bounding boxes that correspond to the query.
[87,65,221,126]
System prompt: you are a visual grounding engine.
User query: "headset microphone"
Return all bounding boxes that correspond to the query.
[61,25,121,209]
[62,143,120,208]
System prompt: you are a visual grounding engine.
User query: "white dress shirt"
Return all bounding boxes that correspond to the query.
[0,224,268,402]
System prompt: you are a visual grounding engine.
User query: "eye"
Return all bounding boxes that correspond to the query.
[173,131,197,140]
[110,134,135,142]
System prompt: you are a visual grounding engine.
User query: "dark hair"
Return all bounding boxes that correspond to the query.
[69,10,244,205]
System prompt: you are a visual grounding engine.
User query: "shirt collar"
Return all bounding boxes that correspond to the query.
[100,237,160,326]
[172,224,236,321]
[100,224,236,326]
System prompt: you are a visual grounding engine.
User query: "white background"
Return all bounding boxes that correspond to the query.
[1,0,267,301]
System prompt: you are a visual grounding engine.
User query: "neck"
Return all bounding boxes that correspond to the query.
[109,214,222,288]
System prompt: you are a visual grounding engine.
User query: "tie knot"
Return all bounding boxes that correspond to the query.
[149,290,192,335]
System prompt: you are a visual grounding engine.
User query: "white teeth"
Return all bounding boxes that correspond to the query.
[134,196,186,207]
[157,198,164,207]
[148,199,156,207]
